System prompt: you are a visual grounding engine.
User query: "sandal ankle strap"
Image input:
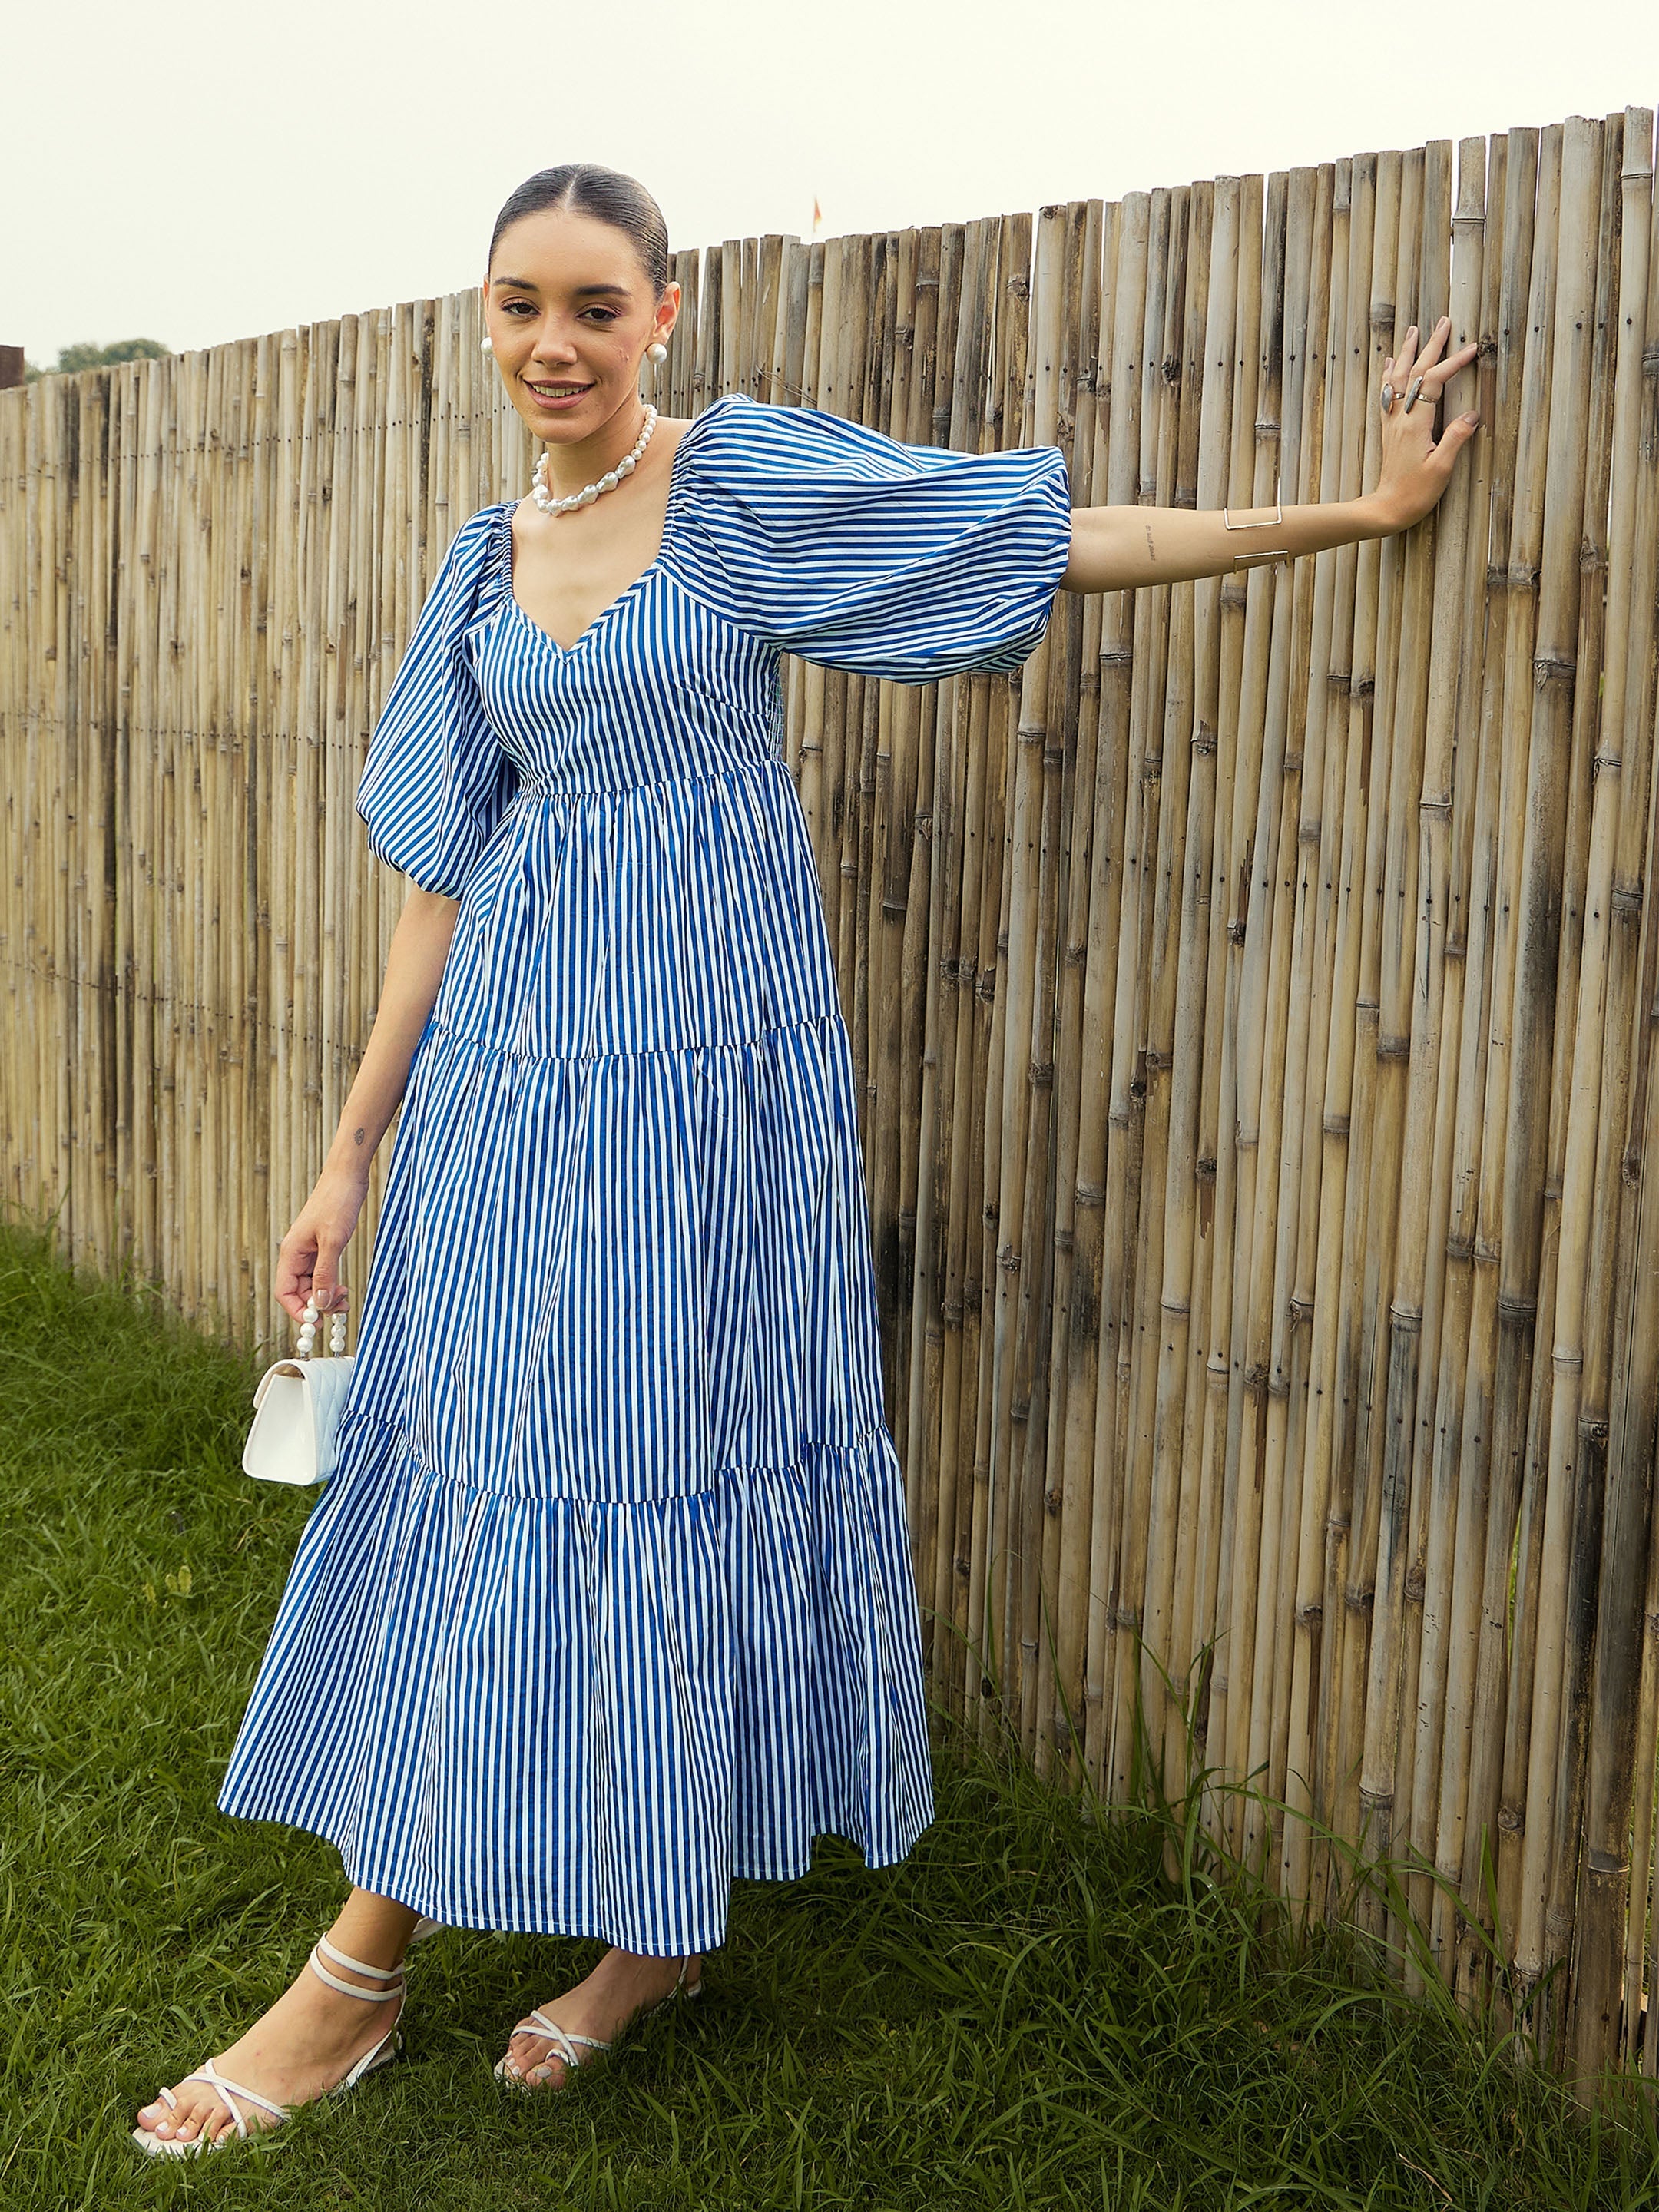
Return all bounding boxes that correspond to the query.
[316,1932,404,1981]
[309,1942,405,2002]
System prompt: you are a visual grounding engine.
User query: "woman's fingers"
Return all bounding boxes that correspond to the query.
[274,1239,307,1322]
[1416,413,1476,499]
[311,1233,346,1311]
[1396,323,1478,409]
[1403,338,1479,422]
[1383,332,1479,430]
[273,1198,356,1322]
[1386,317,1474,403]
[1435,412,1482,475]
[1415,316,1452,374]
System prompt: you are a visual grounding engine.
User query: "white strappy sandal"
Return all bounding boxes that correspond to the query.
[494,1955,701,2090]
[131,1921,441,2159]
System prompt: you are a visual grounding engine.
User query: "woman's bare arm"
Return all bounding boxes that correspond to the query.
[1059,316,1480,596]
[274,886,462,1322]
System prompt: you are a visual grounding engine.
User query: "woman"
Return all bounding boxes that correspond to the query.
[134,163,1477,2155]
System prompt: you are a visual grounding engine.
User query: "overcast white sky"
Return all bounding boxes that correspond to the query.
[6,0,1657,366]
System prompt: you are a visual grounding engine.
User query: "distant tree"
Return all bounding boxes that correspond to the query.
[25,338,171,381]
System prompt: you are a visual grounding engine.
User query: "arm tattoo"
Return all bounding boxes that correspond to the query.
[1144,523,1156,561]
[353,1126,366,1147]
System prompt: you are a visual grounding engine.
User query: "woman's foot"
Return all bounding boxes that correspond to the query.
[500,1946,701,2090]
[134,1906,418,2151]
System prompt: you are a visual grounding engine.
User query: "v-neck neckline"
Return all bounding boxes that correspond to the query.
[498,409,707,658]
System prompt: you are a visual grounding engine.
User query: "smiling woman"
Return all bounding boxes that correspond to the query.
[128,158,1479,2163]
[480,172,690,654]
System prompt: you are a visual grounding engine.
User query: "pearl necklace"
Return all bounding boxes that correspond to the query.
[530,404,659,516]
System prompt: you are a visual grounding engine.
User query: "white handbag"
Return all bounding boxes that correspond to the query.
[242,1299,356,1487]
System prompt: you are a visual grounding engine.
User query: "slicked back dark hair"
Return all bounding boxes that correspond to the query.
[487,165,670,299]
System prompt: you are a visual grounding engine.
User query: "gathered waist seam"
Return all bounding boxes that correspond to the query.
[419,1005,848,1067]
[512,752,789,802]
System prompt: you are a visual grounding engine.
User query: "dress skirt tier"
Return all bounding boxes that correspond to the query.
[217,392,1074,1955]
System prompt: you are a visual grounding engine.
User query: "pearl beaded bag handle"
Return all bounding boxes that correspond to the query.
[241,1296,356,1488]
[295,1296,349,1361]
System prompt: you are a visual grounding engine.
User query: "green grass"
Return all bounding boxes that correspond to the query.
[2,1218,1657,2211]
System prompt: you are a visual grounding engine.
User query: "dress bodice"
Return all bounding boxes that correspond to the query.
[468,500,790,800]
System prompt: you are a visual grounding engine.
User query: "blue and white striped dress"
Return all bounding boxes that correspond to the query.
[218,392,1073,1956]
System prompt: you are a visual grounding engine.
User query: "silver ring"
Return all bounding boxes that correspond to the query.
[1379,382,1396,416]
[1403,376,1433,413]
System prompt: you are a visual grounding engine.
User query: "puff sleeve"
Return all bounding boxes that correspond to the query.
[658,392,1074,684]
[354,507,520,897]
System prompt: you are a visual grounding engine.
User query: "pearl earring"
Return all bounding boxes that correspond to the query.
[646,342,667,364]
[480,332,494,355]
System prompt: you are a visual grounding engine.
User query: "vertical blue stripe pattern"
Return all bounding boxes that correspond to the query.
[217,393,1074,1955]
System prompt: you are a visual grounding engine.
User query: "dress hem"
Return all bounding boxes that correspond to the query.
[212,1797,935,1955]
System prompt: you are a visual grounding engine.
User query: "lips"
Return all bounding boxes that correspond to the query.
[524,379,594,405]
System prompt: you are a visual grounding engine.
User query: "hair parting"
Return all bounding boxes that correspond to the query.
[488,164,670,298]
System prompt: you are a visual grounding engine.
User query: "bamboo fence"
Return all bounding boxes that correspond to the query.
[4,111,1659,2093]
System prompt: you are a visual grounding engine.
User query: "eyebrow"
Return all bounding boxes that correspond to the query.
[489,278,633,299]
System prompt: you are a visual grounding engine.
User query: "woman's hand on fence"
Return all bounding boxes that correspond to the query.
[1061,313,1481,596]
[274,1170,366,1326]
[1369,316,1481,532]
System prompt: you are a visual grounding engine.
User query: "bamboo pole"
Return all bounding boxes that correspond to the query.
[1236,164,1315,1871]
[1479,119,1581,2017]
[1129,177,1207,1799]
[1324,144,1407,1923]
[1035,195,1108,1779]
[1512,115,1621,2065]
[1421,127,1508,1990]
[1216,169,1286,1876]
[1360,139,1454,1938]
[978,208,1035,1737]
[1278,154,1353,1915]
[992,204,1065,1742]
[1398,134,1492,1983]
[942,220,1001,1726]
[1304,147,1379,1912]
[931,220,995,1716]
[1121,172,1226,1807]
[1577,106,1659,2087]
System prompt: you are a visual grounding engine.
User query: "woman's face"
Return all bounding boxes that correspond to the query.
[482,207,679,442]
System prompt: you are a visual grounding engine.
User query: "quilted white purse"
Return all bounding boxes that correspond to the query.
[242,1298,356,1487]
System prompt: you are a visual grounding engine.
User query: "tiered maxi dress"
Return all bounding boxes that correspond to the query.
[218,391,1074,1958]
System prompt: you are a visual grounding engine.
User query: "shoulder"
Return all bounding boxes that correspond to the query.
[446,502,513,564]
[676,392,876,461]
[672,392,771,469]
[424,502,511,606]
[671,392,920,498]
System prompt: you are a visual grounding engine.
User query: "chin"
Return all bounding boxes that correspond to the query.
[522,390,619,431]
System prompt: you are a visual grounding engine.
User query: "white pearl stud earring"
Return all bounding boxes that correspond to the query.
[646,342,667,365]
[480,331,494,355]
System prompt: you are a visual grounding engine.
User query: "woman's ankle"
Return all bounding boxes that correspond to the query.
[322,1889,422,1976]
